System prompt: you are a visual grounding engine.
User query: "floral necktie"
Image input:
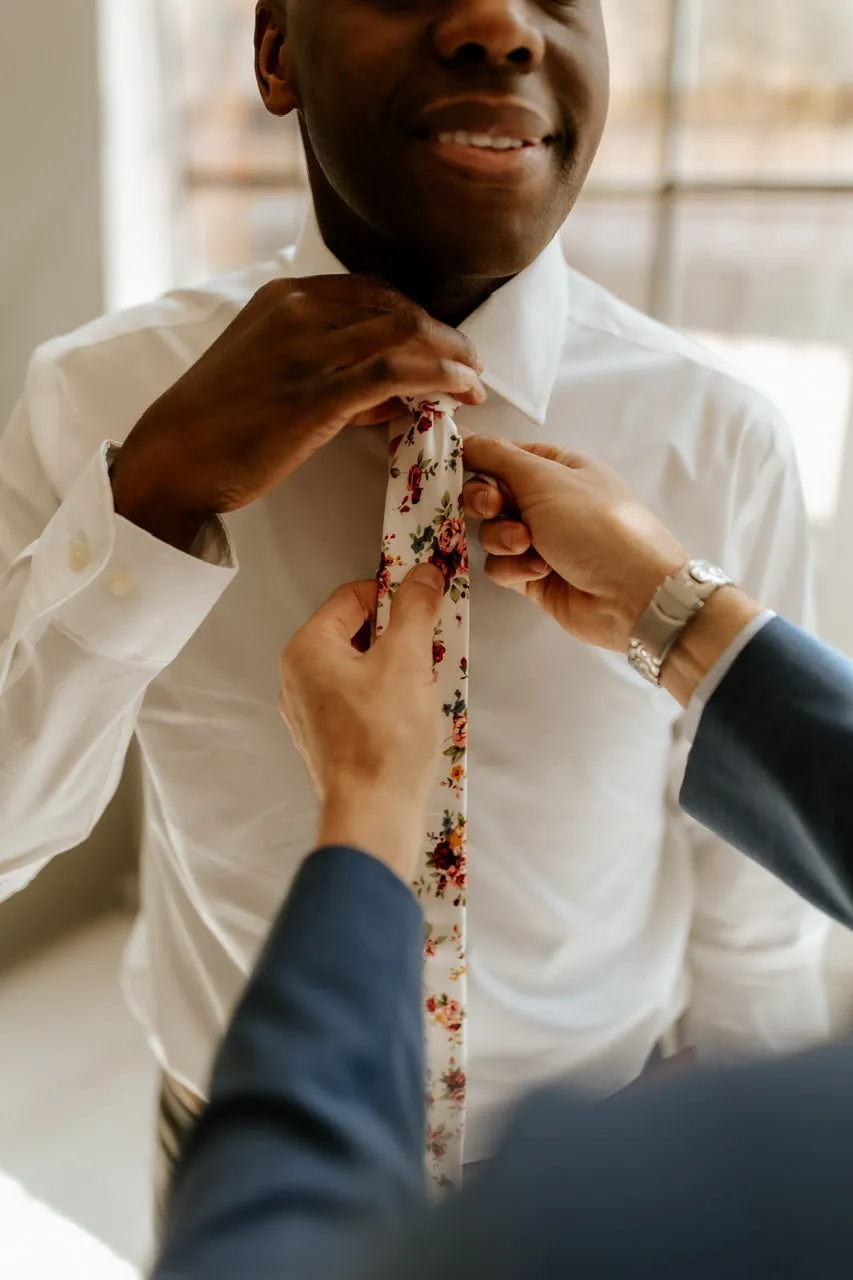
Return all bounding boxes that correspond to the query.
[376,397,469,1191]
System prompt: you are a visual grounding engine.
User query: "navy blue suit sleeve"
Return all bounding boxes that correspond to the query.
[153,845,427,1280]
[353,1040,853,1280]
[681,615,853,927]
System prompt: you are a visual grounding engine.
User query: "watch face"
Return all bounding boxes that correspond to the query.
[689,560,728,586]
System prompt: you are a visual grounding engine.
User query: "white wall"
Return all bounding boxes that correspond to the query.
[0,0,103,420]
[0,0,139,967]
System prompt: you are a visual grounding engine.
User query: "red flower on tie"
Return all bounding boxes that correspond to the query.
[426,994,464,1035]
[431,839,459,873]
[436,516,464,555]
[451,713,468,749]
[415,403,438,433]
[401,463,424,512]
[440,1066,466,1106]
[427,1126,449,1161]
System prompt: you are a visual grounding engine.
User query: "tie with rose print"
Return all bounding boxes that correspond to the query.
[376,397,469,1192]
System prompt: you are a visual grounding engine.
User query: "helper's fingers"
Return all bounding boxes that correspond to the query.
[386,563,445,655]
[462,435,587,499]
[349,401,409,429]
[483,551,553,592]
[521,442,589,467]
[462,475,506,520]
[479,517,536,558]
[302,579,379,647]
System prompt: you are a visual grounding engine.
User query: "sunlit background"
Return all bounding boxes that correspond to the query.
[169,0,853,530]
[2,1,853,1274]
[103,0,853,562]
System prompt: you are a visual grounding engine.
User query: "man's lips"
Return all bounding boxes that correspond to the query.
[412,95,557,148]
[409,95,558,181]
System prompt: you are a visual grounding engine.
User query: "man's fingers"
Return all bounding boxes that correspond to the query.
[327,352,487,422]
[479,517,535,557]
[316,311,481,381]
[284,278,480,375]
[270,281,409,333]
[280,274,417,323]
[483,551,552,592]
[272,277,472,349]
[303,273,421,313]
[387,563,445,652]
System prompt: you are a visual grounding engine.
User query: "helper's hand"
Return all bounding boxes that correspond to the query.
[111,276,485,552]
[278,564,445,883]
[462,437,688,652]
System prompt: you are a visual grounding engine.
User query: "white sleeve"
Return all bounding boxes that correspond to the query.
[0,349,237,900]
[674,397,830,1058]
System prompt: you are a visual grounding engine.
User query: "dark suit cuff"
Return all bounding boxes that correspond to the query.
[244,843,425,1049]
[291,843,422,939]
[204,841,427,1117]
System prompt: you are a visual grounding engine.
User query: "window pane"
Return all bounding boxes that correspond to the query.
[562,195,658,311]
[179,0,304,184]
[667,192,853,343]
[667,191,853,524]
[690,331,851,525]
[672,0,853,183]
[185,188,310,278]
[591,0,673,189]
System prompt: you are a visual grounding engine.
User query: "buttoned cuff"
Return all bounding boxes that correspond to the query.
[682,610,776,743]
[26,443,238,666]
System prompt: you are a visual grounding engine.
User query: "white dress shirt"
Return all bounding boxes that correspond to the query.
[0,210,829,1160]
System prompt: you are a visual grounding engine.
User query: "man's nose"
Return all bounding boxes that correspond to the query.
[432,0,546,71]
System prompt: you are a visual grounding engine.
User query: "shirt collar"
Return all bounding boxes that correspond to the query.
[287,206,568,428]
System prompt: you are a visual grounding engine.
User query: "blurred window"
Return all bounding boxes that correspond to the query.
[169,0,853,533]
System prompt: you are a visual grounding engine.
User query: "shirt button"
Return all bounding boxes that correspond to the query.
[68,539,92,572]
[107,569,133,597]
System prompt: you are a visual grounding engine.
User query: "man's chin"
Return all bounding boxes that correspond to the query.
[385,171,578,282]
[389,215,557,282]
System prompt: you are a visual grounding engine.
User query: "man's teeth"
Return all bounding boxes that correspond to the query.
[437,131,527,151]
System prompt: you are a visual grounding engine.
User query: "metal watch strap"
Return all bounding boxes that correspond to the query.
[628,560,734,687]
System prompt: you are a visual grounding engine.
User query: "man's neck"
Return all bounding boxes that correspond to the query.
[311,185,509,327]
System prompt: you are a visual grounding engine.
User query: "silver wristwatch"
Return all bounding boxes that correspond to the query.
[627,560,734,687]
